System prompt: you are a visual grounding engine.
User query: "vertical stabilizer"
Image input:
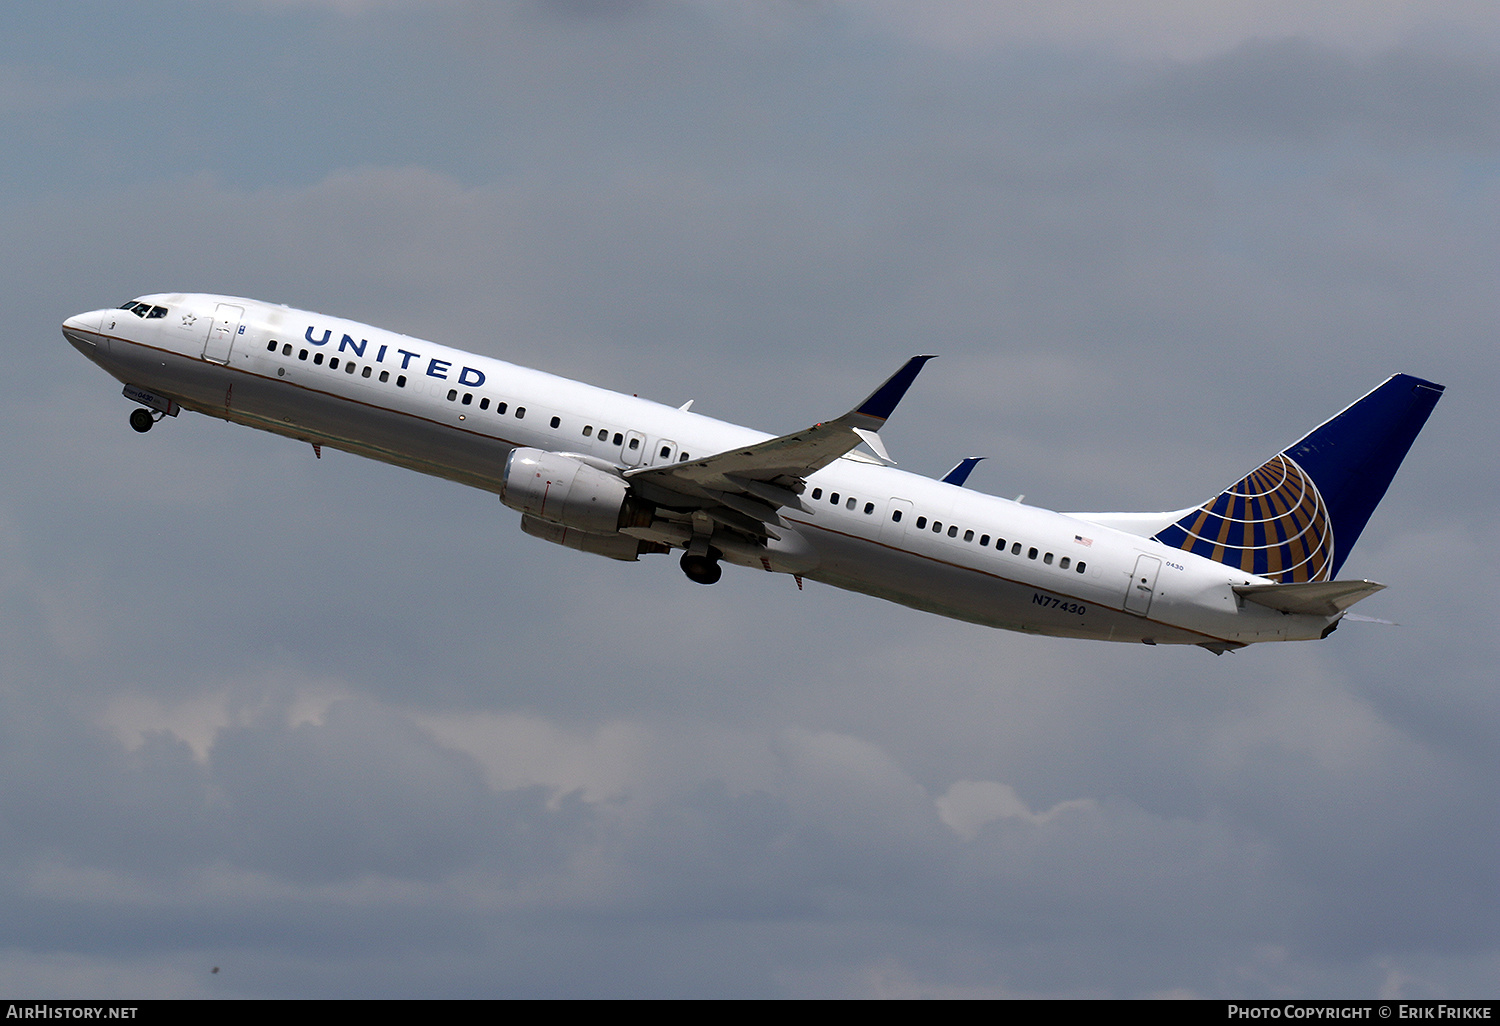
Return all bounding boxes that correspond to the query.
[1152,374,1443,581]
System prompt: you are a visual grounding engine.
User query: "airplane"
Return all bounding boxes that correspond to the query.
[62,294,1443,653]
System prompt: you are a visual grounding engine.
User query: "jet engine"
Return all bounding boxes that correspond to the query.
[520,515,652,562]
[501,447,643,534]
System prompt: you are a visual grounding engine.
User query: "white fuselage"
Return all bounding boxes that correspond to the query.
[63,293,1334,649]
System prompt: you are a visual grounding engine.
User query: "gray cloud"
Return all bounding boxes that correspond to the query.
[0,0,1494,998]
[1123,39,1500,146]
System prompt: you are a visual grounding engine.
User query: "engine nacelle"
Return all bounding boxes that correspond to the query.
[520,515,651,562]
[501,447,632,535]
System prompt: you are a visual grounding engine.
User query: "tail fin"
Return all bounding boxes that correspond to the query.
[1152,374,1444,582]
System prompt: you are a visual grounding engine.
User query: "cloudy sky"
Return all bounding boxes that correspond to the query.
[2,0,1495,998]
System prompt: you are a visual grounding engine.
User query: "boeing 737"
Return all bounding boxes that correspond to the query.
[63,294,1443,652]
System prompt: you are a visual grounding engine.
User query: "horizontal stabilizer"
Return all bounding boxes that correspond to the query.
[1342,612,1398,626]
[1234,579,1386,616]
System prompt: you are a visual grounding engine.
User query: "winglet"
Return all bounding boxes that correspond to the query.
[941,456,985,487]
[852,355,935,425]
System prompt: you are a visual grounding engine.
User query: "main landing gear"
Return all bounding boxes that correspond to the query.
[680,550,723,585]
[128,408,159,433]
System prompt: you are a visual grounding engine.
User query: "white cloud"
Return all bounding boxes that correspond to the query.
[100,673,355,762]
[936,779,1098,840]
[418,712,653,804]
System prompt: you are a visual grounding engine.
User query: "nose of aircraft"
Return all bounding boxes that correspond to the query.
[62,309,107,355]
[63,310,98,332]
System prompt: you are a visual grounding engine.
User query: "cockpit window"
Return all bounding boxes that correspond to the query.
[117,300,167,319]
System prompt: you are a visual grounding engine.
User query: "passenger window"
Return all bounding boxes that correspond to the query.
[1060,557,1070,569]
[583,426,593,437]
[964,530,974,542]
[550,416,561,429]
[846,497,856,510]
[864,502,874,515]
[612,432,622,445]
[330,358,339,370]
[362,366,372,378]
[346,362,356,374]
[516,407,526,419]
[916,516,927,529]
[447,389,458,401]
[479,397,488,409]
[462,393,472,405]
[628,437,639,450]
[397,375,406,387]
[948,525,958,538]
[830,493,840,505]
[660,446,671,459]
[1028,547,1038,560]
[932,521,942,533]
[892,510,903,523]
[812,489,822,500]
[1011,542,1021,555]
[314,353,325,365]
[496,403,507,415]
[266,340,277,352]
[980,535,990,546]
[282,344,292,356]
[1076,562,1087,573]
[298,350,308,361]
[680,453,689,460]
[379,370,389,383]
[1043,552,1053,565]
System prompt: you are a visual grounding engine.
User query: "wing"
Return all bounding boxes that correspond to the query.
[623,355,934,539]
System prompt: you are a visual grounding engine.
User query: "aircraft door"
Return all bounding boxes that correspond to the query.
[204,303,243,363]
[623,430,647,467]
[1124,554,1161,616]
[880,498,914,546]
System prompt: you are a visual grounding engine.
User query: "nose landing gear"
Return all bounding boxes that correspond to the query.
[121,386,180,432]
[680,550,723,585]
